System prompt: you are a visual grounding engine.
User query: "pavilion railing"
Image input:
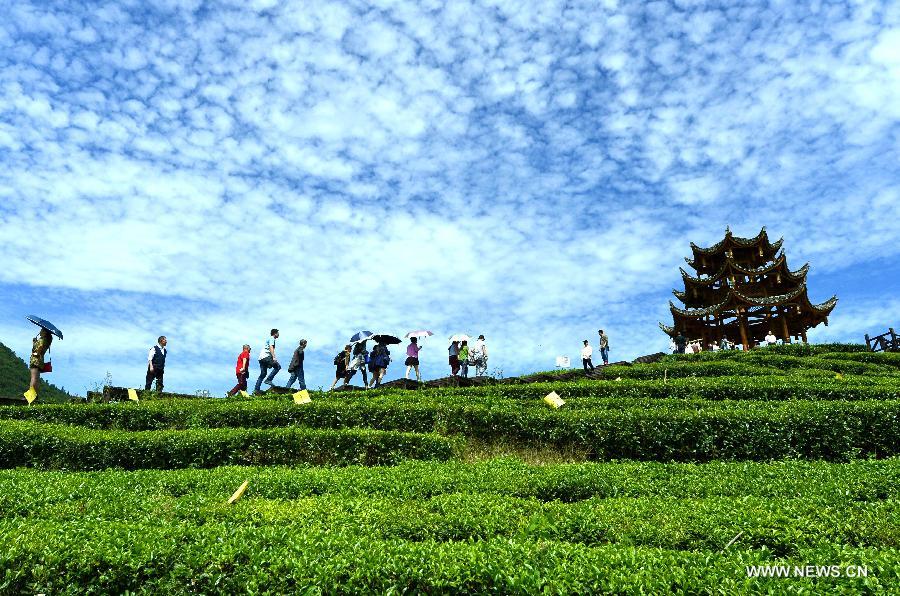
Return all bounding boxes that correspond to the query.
[865,328,898,352]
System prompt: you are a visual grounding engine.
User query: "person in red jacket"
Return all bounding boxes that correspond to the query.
[227,345,251,397]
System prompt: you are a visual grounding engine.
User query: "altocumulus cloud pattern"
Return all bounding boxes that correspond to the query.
[0,0,898,394]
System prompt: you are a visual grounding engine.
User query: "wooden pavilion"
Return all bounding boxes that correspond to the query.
[659,227,838,350]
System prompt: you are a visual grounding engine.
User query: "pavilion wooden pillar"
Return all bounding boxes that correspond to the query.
[800,329,808,343]
[738,308,750,351]
[780,309,791,343]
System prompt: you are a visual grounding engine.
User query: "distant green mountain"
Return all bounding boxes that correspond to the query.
[0,341,72,403]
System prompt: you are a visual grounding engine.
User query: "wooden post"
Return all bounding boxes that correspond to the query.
[738,310,750,351]
[800,329,808,344]
[866,333,872,351]
[780,310,790,343]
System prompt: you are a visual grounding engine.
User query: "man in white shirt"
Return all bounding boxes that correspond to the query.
[145,336,168,392]
[254,328,281,392]
[581,340,594,371]
[472,335,489,376]
[765,331,777,346]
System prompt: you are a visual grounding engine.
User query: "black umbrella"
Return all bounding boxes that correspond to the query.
[371,334,401,345]
[26,315,63,340]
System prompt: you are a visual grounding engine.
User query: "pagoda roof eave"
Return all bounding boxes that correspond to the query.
[686,227,784,268]
[689,227,770,256]
[680,254,807,287]
[669,285,811,319]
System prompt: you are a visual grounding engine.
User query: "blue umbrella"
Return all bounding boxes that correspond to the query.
[349,330,374,344]
[26,315,63,340]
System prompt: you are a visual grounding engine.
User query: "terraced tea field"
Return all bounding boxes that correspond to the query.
[2,344,899,593]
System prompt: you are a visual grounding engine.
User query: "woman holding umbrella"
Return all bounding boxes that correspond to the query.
[404,337,423,382]
[23,315,62,403]
[404,330,432,383]
[367,334,400,389]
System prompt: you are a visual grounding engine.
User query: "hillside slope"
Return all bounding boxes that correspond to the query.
[0,341,71,403]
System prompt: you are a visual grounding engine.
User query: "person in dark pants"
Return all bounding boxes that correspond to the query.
[145,336,167,391]
[448,341,460,376]
[227,344,251,397]
[286,339,308,389]
[674,332,687,354]
[581,340,595,371]
[330,345,351,391]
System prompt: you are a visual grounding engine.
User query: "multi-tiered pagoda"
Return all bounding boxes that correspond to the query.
[660,228,837,350]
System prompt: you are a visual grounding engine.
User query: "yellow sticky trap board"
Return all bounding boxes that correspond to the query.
[543,391,565,409]
[239,390,250,398]
[293,390,311,405]
[24,388,37,404]
[227,480,249,504]
[835,373,844,380]
[127,389,139,402]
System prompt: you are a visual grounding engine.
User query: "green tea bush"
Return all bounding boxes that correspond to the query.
[0,420,458,470]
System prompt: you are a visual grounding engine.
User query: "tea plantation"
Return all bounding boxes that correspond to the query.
[2,344,899,593]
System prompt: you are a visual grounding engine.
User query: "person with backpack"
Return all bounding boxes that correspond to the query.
[227,344,252,397]
[254,329,280,393]
[286,339,308,390]
[448,340,460,376]
[368,340,391,388]
[458,340,470,378]
[404,337,422,382]
[472,335,489,376]
[344,341,369,387]
[598,329,609,365]
[145,335,168,392]
[329,345,352,391]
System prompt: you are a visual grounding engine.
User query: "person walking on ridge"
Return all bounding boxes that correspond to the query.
[255,329,280,392]
[25,328,54,401]
[472,335,489,376]
[368,340,391,388]
[344,341,369,387]
[581,340,595,371]
[405,337,422,382]
[227,345,251,397]
[448,340,460,376]
[598,329,609,365]
[458,340,470,378]
[145,336,167,392]
[286,339,307,390]
[330,345,352,391]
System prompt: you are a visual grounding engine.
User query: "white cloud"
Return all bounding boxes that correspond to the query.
[0,0,896,394]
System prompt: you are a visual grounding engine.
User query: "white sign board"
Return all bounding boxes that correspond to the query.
[555,356,570,368]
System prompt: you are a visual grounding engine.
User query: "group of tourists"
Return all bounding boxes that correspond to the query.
[670,329,783,354]
[446,335,489,377]
[327,337,395,391]
[175,329,494,397]
[580,329,610,370]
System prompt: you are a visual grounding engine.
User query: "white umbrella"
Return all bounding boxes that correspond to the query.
[405,330,434,339]
[448,334,470,343]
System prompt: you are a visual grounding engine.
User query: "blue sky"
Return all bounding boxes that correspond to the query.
[1,0,898,396]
